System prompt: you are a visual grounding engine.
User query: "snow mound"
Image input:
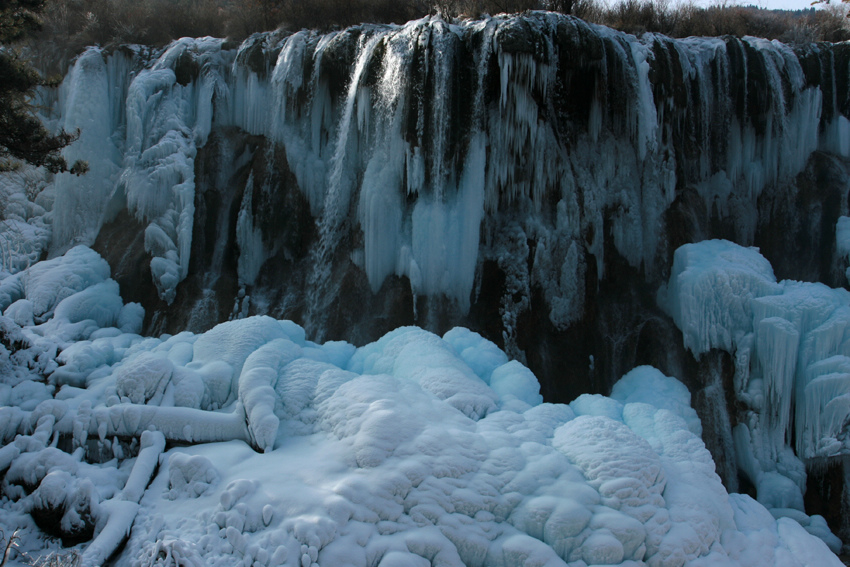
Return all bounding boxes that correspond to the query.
[611,366,702,437]
[0,245,844,567]
[0,246,111,320]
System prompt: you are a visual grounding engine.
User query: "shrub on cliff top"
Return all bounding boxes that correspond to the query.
[25,0,850,61]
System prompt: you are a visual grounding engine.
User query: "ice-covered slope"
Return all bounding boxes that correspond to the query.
[0,246,844,566]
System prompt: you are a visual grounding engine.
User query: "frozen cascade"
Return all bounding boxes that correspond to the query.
[21,14,850,325]
[4,11,850,559]
[663,239,850,542]
[266,29,336,212]
[51,48,127,253]
[236,172,266,288]
[48,39,233,304]
[304,32,384,335]
[123,39,229,305]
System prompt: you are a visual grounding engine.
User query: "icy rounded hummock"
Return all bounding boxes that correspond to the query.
[0,245,844,567]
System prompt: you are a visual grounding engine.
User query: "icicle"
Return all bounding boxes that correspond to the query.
[756,316,799,451]
[303,32,385,335]
[236,172,266,287]
[52,48,123,254]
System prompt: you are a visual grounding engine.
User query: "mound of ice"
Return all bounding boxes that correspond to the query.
[114,352,840,567]
[660,239,781,355]
[611,366,702,437]
[0,244,844,566]
[0,246,111,319]
[115,352,174,405]
[347,327,499,420]
[165,453,219,500]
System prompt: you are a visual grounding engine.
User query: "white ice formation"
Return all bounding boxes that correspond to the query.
[662,239,850,553]
[0,246,844,566]
[2,13,846,320]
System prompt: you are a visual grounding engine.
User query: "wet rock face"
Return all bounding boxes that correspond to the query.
[805,457,849,545]
[756,151,850,287]
[92,210,163,331]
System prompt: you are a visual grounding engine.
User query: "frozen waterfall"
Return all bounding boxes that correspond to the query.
[2,10,850,565]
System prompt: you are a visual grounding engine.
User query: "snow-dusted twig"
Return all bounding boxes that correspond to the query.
[0,529,20,567]
[22,550,81,567]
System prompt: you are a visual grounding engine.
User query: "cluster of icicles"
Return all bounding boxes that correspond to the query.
[47,13,850,318]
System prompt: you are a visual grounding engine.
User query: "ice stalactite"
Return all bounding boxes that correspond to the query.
[756,316,799,460]
[51,48,125,254]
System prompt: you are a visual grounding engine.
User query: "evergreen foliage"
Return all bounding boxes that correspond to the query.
[0,0,85,173]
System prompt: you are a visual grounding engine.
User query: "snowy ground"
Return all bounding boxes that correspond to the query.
[0,244,845,567]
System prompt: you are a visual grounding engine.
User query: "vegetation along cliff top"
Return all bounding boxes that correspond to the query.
[24,0,850,60]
